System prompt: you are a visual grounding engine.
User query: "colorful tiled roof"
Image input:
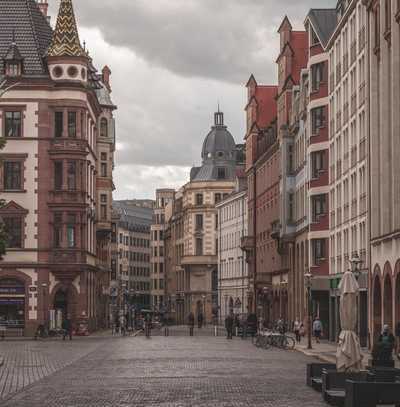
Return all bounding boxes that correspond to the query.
[47,0,86,58]
[0,0,52,78]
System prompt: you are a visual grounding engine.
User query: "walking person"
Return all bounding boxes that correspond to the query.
[119,314,126,336]
[197,312,203,329]
[144,312,152,338]
[188,312,195,336]
[379,324,396,357]
[225,312,234,340]
[294,317,301,343]
[62,315,72,341]
[313,317,322,344]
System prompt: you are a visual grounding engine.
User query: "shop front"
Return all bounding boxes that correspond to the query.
[0,278,26,334]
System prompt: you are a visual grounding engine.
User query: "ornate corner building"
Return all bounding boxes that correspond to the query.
[0,0,117,336]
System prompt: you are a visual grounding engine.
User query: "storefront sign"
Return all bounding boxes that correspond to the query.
[0,298,24,304]
[0,286,25,295]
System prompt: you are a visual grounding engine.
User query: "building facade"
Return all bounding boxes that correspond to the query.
[365,0,400,343]
[150,189,174,311]
[0,0,116,335]
[327,0,369,345]
[112,202,153,322]
[217,180,248,321]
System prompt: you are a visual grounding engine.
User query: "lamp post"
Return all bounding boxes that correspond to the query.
[304,272,313,350]
[202,294,206,324]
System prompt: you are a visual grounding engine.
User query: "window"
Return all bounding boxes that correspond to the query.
[4,217,22,248]
[313,239,326,263]
[66,214,76,248]
[68,112,77,138]
[101,163,107,177]
[67,161,76,191]
[195,238,203,256]
[54,161,63,190]
[5,111,21,138]
[312,194,327,221]
[311,107,325,134]
[311,151,325,178]
[214,193,222,204]
[374,6,380,49]
[53,212,62,248]
[100,118,108,137]
[101,152,107,161]
[217,167,226,179]
[311,63,324,91]
[385,0,391,32]
[195,193,203,206]
[287,145,294,173]
[4,161,21,190]
[288,193,294,222]
[100,194,107,220]
[195,214,203,231]
[159,279,164,290]
[160,263,164,273]
[215,214,218,230]
[54,112,63,138]
[6,63,21,77]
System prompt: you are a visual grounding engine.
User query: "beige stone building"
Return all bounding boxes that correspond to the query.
[364,0,400,342]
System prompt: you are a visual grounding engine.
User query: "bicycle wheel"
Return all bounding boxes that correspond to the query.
[284,336,296,350]
[261,336,271,349]
[255,335,262,347]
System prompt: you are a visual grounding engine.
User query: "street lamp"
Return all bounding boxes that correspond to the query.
[304,272,313,350]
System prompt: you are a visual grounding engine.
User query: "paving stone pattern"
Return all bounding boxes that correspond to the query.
[2,332,327,407]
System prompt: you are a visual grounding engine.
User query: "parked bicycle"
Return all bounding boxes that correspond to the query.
[254,329,296,350]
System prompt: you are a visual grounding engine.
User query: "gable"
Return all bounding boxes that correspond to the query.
[0,201,28,215]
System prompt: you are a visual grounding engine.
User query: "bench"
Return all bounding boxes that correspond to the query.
[345,379,400,407]
[322,371,369,406]
[306,363,336,391]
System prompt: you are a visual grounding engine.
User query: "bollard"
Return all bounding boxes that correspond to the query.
[214,325,218,337]
[235,327,238,337]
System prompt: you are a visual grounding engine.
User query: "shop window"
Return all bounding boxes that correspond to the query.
[4,216,22,248]
[54,111,63,138]
[68,112,77,138]
[3,161,21,190]
[4,111,22,138]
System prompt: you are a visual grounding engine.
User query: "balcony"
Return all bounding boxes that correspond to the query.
[51,249,86,264]
[50,138,87,154]
[350,41,357,65]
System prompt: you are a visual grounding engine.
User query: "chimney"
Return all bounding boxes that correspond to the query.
[102,65,112,92]
[37,0,49,17]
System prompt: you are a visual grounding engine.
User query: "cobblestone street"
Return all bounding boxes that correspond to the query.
[1,330,327,407]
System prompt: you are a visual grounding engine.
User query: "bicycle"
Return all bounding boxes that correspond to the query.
[267,331,295,350]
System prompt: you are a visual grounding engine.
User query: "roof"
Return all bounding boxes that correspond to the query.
[113,201,153,231]
[47,0,86,57]
[4,41,23,61]
[95,83,116,108]
[0,0,52,78]
[254,86,278,128]
[307,9,337,48]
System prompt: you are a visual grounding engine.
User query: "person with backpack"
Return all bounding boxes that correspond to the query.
[313,317,322,344]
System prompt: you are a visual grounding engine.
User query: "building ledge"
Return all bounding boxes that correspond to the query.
[181,255,217,265]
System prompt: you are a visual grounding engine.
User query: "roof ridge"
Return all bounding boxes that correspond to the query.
[26,0,45,71]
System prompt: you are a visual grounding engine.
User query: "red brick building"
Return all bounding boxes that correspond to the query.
[0,0,116,336]
[242,76,280,320]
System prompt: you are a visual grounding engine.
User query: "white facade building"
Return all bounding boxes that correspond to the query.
[217,186,248,320]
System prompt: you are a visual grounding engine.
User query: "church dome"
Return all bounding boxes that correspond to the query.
[201,111,236,162]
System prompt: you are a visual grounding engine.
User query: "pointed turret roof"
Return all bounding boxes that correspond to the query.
[47,0,86,57]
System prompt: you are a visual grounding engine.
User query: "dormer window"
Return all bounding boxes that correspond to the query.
[217,167,226,180]
[6,62,21,77]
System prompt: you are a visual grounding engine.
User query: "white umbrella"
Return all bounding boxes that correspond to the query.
[336,270,363,372]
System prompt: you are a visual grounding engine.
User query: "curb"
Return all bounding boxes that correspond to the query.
[295,347,336,364]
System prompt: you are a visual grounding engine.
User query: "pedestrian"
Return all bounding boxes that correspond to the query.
[62,315,72,341]
[144,312,152,338]
[395,320,400,359]
[119,314,126,336]
[277,318,285,334]
[225,312,234,340]
[313,317,322,344]
[188,312,195,336]
[294,317,301,343]
[379,324,396,356]
[197,312,203,329]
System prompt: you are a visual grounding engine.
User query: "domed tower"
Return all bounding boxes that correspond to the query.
[46,0,88,84]
[191,110,237,181]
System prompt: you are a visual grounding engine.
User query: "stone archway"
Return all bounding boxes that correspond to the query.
[395,262,400,330]
[50,284,78,329]
[383,264,393,329]
[373,272,382,342]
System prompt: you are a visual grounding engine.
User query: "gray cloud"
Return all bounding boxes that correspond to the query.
[48,1,336,199]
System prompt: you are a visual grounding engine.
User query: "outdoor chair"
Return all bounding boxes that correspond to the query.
[306,363,336,391]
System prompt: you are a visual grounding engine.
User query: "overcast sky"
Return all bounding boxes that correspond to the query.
[49,0,336,199]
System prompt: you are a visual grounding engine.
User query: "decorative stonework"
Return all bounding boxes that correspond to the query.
[47,0,86,58]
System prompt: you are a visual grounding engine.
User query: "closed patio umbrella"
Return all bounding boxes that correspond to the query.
[336,270,363,372]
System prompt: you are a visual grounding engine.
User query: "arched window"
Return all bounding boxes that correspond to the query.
[100,118,108,138]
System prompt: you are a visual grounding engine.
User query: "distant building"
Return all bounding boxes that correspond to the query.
[112,201,153,321]
[217,177,248,321]
[150,189,174,311]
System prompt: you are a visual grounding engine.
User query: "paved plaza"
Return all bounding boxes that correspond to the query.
[1,330,327,407]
